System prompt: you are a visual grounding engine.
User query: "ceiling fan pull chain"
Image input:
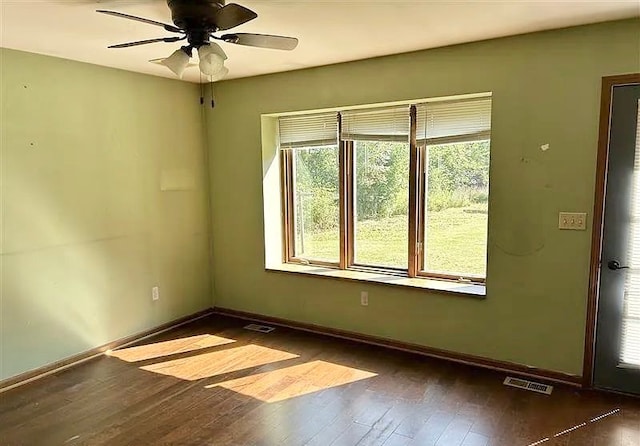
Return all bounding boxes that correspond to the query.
[210,77,215,109]
[199,71,205,105]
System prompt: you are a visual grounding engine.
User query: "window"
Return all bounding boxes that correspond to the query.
[416,98,492,280]
[291,145,340,263]
[420,140,490,278]
[342,106,411,270]
[279,95,492,283]
[353,140,410,269]
[279,113,340,265]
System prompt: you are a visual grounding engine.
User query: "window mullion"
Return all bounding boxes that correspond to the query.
[288,151,297,261]
[281,149,296,262]
[346,141,355,267]
[338,113,355,270]
[417,144,426,272]
[280,149,288,262]
[338,113,348,270]
[408,105,420,278]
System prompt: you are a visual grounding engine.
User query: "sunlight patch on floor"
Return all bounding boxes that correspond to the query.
[109,334,236,362]
[206,360,377,402]
[139,344,299,381]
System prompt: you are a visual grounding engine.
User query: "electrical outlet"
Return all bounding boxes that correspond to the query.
[152,286,160,301]
[559,212,587,231]
[360,291,369,306]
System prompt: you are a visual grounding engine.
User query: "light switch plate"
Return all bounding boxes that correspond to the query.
[559,212,587,230]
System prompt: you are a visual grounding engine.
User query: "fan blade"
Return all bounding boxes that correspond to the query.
[214,4,258,31]
[221,33,298,51]
[109,36,184,49]
[97,10,182,33]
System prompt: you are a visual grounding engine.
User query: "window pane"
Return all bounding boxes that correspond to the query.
[423,140,490,277]
[354,141,409,269]
[292,146,340,263]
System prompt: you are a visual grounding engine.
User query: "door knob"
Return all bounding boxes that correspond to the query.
[607,260,630,270]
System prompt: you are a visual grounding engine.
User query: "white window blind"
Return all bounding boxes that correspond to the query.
[341,106,411,142]
[279,112,338,149]
[416,97,492,145]
[621,101,640,368]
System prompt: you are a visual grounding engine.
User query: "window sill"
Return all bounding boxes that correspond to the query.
[266,263,486,298]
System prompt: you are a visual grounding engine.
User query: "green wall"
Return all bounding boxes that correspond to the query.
[2,19,638,382]
[207,19,640,376]
[0,49,212,380]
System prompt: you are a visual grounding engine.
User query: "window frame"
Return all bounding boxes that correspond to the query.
[415,141,488,284]
[280,146,341,268]
[347,139,412,274]
[280,100,490,284]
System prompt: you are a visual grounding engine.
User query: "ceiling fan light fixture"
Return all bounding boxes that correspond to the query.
[202,42,227,60]
[210,66,229,82]
[199,54,225,77]
[198,44,227,78]
[160,47,191,78]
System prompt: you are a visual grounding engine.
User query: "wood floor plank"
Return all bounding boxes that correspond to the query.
[435,418,473,446]
[330,423,372,446]
[408,410,455,445]
[382,434,412,446]
[1,314,639,446]
[305,416,353,446]
[461,431,490,446]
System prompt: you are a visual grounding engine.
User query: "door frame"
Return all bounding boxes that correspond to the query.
[583,73,640,388]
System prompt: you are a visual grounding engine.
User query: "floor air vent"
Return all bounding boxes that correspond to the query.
[503,376,553,395]
[244,324,276,333]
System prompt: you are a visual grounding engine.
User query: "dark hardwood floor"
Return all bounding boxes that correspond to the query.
[1,314,639,446]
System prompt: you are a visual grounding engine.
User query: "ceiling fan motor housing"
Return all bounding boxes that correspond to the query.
[168,0,224,36]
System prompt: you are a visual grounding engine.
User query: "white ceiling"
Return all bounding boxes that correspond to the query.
[1,0,638,83]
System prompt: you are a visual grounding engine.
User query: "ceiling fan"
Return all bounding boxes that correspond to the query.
[97,0,299,80]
